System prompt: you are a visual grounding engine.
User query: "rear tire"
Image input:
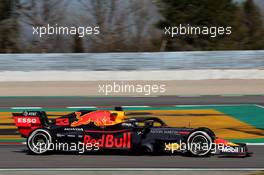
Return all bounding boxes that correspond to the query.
[27,129,52,155]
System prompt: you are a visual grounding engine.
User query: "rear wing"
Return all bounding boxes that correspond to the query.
[13,111,49,137]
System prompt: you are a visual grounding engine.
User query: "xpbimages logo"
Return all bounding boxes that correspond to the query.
[32,24,100,37]
[164,24,232,38]
[98,82,166,96]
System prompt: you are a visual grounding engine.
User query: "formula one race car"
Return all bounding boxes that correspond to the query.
[13,108,250,157]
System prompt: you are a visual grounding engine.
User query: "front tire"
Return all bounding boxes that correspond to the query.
[187,129,214,157]
[27,129,52,155]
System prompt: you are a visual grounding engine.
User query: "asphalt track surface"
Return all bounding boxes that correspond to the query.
[0,95,264,169]
[0,145,262,168]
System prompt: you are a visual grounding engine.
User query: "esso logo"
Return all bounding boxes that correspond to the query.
[17,117,37,124]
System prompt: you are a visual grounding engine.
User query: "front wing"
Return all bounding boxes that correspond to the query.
[213,139,251,157]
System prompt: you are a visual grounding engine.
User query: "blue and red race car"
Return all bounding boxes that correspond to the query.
[13,108,250,157]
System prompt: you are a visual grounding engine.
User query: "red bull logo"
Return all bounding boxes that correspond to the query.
[71,111,117,127]
[84,132,131,149]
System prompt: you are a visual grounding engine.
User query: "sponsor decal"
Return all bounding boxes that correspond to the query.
[217,144,244,153]
[14,116,41,126]
[17,117,37,124]
[221,146,241,153]
[84,132,131,149]
[56,118,69,126]
[151,130,189,135]
[64,128,83,131]
[23,111,38,116]
[56,133,65,137]
[71,111,121,127]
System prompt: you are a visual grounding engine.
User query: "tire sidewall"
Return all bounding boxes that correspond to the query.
[27,129,52,155]
[187,130,213,157]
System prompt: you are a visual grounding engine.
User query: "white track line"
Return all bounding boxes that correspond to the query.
[66,106,96,109]
[176,95,202,97]
[246,143,264,145]
[175,104,253,107]
[255,104,264,109]
[122,106,150,108]
[11,107,42,109]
